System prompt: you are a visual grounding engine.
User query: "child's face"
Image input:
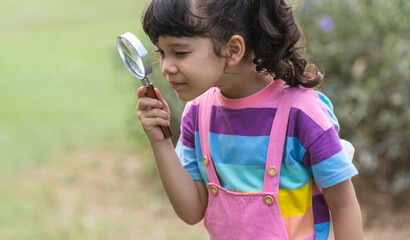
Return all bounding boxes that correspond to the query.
[156,36,227,101]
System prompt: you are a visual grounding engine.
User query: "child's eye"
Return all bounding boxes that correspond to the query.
[175,51,189,56]
[154,49,165,56]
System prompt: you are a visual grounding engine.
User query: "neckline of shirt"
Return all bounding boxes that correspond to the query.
[216,79,285,109]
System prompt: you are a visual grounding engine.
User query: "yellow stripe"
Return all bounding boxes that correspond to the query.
[231,190,263,194]
[278,181,312,218]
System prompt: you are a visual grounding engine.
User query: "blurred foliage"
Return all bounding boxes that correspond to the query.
[295,0,410,194]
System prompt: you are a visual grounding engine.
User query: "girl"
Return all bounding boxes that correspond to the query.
[137,0,363,239]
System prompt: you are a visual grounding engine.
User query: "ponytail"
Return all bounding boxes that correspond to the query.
[249,0,323,88]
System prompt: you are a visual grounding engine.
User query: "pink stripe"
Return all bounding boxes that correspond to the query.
[215,92,282,108]
[283,207,315,239]
[303,235,315,240]
[293,89,333,130]
[216,79,284,109]
[312,181,323,196]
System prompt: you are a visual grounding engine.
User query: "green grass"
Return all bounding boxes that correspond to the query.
[0,147,208,239]
[0,0,153,173]
[0,0,206,239]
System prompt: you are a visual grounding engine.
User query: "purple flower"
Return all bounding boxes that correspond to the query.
[318,15,334,32]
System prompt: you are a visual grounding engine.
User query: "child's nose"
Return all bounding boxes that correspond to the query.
[161,57,178,75]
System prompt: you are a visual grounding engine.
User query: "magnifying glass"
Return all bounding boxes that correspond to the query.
[117,32,172,139]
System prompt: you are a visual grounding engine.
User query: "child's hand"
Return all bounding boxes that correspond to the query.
[137,86,171,142]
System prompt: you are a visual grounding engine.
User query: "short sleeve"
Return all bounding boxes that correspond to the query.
[305,127,358,188]
[175,102,202,181]
[292,90,358,188]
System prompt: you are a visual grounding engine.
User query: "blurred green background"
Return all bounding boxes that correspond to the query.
[0,0,408,239]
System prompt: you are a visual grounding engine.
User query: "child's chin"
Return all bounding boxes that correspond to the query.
[175,92,196,102]
[177,95,194,102]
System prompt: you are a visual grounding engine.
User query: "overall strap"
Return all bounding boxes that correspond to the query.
[198,88,221,185]
[263,86,306,193]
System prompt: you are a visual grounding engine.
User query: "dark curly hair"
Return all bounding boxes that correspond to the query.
[142,0,323,88]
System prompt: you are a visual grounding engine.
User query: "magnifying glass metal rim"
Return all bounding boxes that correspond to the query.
[116,32,172,139]
[117,32,153,79]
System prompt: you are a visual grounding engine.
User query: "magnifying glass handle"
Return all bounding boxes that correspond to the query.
[144,83,173,139]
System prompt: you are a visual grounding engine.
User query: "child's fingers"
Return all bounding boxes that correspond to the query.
[137,108,170,137]
[137,95,163,111]
[135,86,170,141]
[139,108,169,121]
[139,114,170,129]
[137,86,147,99]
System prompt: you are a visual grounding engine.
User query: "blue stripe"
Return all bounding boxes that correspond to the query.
[279,163,311,190]
[198,160,312,192]
[192,132,314,191]
[197,160,210,183]
[314,221,330,240]
[207,132,269,166]
[281,137,311,190]
[175,141,202,181]
[212,163,265,192]
[311,150,358,188]
[283,137,307,166]
[316,91,340,131]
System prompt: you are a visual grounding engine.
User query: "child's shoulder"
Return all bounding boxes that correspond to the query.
[291,88,338,131]
[292,88,324,107]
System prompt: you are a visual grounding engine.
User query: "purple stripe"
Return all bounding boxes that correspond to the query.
[312,194,330,224]
[209,106,276,136]
[303,127,343,167]
[287,108,327,149]
[180,104,198,149]
[183,104,340,155]
[180,131,195,149]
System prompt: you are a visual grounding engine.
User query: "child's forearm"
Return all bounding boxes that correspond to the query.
[331,201,363,239]
[149,139,208,225]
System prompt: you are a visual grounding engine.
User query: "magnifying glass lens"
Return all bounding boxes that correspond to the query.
[117,32,172,139]
[119,38,145,78]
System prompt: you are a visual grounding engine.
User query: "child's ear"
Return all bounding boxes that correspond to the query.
[223,35,246,67]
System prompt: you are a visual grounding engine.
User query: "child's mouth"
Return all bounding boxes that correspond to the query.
[170,82,185,90]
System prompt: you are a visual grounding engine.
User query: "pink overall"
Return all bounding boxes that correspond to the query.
[198,85,306,240]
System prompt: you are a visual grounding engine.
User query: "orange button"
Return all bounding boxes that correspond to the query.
[210,185,218,195]
[203,156,209,166]
[267,166,277,176]
[264,195,274,205]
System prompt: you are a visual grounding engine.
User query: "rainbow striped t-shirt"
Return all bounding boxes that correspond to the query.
[175,80,358,240]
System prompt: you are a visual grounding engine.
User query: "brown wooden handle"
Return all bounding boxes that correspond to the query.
[145,84,172,139]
